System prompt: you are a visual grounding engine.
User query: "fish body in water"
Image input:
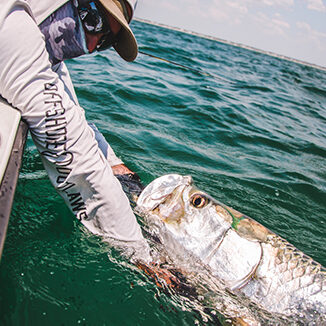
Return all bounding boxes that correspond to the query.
[136,174,326,323]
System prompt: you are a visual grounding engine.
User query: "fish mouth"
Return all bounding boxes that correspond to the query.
[137,174,192,212]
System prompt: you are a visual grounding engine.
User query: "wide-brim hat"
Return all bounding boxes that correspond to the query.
[99,0,138,62]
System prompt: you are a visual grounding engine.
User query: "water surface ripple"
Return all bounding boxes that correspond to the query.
[1,20,325,325]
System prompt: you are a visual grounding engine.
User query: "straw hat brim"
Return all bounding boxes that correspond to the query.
[99,0,138,62]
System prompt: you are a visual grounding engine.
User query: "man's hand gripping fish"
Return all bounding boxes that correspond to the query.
[135,174,326,324]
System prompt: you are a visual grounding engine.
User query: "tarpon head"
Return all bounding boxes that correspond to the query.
[136,174,231,270]
[136,174,236,261]
[137,174,270,289]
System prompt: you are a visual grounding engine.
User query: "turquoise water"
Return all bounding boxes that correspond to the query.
[1,20,326,325]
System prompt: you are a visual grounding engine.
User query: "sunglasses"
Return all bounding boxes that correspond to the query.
[78,1,120,51]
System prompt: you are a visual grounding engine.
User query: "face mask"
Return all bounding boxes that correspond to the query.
[39,1,88,65]
[78,1,118,52]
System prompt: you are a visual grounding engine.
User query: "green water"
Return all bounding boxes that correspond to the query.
[1,20,326,325]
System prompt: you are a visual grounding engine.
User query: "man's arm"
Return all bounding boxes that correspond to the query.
[0,5,150,262]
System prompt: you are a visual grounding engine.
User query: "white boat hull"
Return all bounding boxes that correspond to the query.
[0,98,27,258]
[0,98,21,184]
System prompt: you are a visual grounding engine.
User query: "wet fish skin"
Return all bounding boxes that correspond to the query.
[136,174,326,323]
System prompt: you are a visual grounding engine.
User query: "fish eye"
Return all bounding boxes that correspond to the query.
[190,194,208,208]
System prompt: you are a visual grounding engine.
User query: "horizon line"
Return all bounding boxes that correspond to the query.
[134,17,326,73]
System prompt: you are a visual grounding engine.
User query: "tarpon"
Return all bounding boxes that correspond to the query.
[135,174,326,325]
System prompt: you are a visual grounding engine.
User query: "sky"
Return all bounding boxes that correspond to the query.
[135,0,326,68]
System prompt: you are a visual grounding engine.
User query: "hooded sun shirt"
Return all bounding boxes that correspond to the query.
[39,1,88,65]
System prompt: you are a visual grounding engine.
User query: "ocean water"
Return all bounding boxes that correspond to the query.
[1,20,326,325]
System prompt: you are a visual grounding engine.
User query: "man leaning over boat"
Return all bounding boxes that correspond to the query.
[0,0,151,261]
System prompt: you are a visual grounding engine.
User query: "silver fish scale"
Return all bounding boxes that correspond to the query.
[240,233,326,318]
